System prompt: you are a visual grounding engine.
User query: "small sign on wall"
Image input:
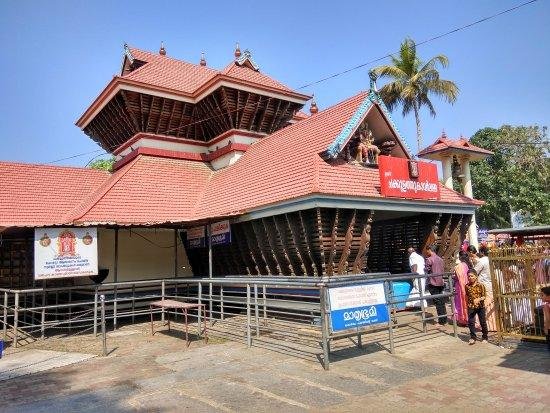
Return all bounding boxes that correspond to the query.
[34,228,98,280]
[328,283,389,332]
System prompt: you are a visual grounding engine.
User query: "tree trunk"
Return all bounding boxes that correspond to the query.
[413,101,422,154]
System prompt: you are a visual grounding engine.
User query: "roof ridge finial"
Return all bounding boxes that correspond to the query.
[441,129,447,139]
[159,41,166,56]
[234,42,241,58]
[368,70,378,92]
[200,51,207,66]
[310,94,319,114]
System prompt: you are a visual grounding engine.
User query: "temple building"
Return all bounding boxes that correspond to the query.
[0,44,483,288]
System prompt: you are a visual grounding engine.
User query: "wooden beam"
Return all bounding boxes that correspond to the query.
[120,90,142,132]
[315,208,327,275]
[257,97,271,132]
[268,99,283,133]
[337,209,357,275]
[286,213,313,276]
[221,87,234,129]
[326,209,339,277]
[262,217,291,275]
[352,210,374,273]
[274,214,304,276]
[242,222,269,274]
[252,220,278,274]
[233,224,258,275]
[298,210,320,276]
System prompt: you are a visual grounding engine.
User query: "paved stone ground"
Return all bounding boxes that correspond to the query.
[0,349,95,381]
[1,318,548,412]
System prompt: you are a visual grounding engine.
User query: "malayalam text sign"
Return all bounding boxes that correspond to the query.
[210,220,231,246]
[378,155,440,200]
[34,228,98,280]
[187,226,206,248]
[328,283,389,332]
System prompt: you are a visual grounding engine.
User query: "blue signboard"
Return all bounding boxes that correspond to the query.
[328,283,389,332]
[210,220,231,246]
[187,226,206,249]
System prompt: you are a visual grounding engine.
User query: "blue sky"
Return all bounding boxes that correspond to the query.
[0,0,548,166]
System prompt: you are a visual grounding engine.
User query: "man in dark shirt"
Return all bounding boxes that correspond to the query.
[425,246,447,325]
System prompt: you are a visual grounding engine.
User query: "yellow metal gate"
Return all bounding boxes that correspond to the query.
[489,245,549,341]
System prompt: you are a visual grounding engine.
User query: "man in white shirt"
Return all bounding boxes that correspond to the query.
[407,247,427,308]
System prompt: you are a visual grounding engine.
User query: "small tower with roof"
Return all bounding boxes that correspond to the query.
[418,132,493,247]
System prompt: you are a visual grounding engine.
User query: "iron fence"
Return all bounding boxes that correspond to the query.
[1,272,457,369]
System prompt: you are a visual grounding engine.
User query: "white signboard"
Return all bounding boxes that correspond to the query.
[34,228,98,280]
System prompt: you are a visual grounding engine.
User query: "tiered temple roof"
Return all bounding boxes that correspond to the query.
[76,45,311,164]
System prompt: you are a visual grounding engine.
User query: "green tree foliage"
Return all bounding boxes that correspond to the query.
[372,38,459,153]
[470,125,549,228]
[88,157,115,172]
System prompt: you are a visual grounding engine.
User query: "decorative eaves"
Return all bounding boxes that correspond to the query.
[235,50,260,71]
[323,88,413,160]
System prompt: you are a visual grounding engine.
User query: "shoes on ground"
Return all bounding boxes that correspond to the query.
[481,339,488,344]
[468,338,476,345]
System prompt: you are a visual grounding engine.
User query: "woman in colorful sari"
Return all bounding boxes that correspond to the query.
[454,251,470,325]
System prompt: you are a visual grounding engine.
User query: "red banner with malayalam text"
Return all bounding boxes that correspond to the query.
[378,156,440,200]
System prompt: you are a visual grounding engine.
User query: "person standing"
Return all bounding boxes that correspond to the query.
[465,269,489,344]
[453,251,470,325]
[425,246,447,325]
[474,246,497,331]
[407,247,426,308]
[540,286,550,352]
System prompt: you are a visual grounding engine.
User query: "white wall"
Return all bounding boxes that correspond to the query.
[89,227,193,283]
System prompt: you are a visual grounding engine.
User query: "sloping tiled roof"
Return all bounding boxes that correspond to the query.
[221,61,294,93]
[125,47,295,96]
[2,92,481,228]
[124,48,218,95]
[196,92,480,218]
[0,162,109,227]
[70,155,213,225]
[418,135,493,157]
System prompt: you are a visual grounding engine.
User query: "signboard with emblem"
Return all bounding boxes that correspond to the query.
[378,155,440,200]
[328,283,389,332]
[34,227,98,280]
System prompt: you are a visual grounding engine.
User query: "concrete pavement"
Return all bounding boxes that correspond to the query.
[1,321,548,412]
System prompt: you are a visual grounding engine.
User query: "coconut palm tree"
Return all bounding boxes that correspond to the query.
[372,38,459,153]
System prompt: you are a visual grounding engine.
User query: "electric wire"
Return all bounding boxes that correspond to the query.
[296,0,540,90]
[41,0,542,164]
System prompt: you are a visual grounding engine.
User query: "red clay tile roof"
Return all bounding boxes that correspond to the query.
[0,162,109,227]
[418,134,493,157]
[196,92,481,218]
[70,155,213,225]
[125,48,218,95]
[292,111,309,121]
[125,47,295,96]
[221,61,294,93]
[2,92,481,228]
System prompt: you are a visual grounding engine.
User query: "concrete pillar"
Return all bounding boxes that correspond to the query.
[462,157,473,198]
[468,213,479,249]
[461,158,478,247]
[442,157,453,189]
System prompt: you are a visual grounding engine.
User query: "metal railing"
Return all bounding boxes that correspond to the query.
[1,272,457,369]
